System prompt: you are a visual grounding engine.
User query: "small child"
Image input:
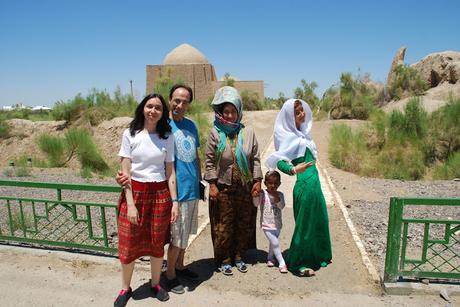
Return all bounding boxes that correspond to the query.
[253,170,287,273]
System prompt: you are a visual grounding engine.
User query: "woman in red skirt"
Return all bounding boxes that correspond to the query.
[114,93,179,306]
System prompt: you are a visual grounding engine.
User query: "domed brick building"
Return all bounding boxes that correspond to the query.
[146,43,264,103]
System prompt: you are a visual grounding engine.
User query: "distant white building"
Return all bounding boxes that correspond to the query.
[31,105,52,112]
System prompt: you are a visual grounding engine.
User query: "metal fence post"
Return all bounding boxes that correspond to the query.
[384,197,403,282]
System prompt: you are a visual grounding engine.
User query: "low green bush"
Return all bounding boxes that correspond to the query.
[325,73,379,120]
[36,128,110,175]
[329,98,460,180]
[387,64,428,100]
[37,134,66,167]
[241,90,263,111]
[328,124,368,173]
[429,98,460,160]
[376,141,425,180]
[432,151,460,180]
[0,119,9,138]
[52,88,137,126]
[65,128,109,172]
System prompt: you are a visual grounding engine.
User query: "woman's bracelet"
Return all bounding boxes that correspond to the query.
[291,166,297,175]
[171,198,179,203]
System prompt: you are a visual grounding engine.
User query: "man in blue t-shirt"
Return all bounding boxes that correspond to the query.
[163,84,201,293]
[116,85,201,295]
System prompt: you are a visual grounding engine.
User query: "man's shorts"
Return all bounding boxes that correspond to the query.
[171,199,199,249]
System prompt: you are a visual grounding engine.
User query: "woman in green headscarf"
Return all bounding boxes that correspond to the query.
[204,86,263,276]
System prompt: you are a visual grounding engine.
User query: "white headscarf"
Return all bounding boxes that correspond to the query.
[265,99,318,169]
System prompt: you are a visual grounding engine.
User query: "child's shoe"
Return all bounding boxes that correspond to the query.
[279,265,288,274]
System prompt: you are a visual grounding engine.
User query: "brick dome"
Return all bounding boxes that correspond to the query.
[163,43,209,65]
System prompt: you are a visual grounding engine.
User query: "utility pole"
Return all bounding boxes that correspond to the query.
[129,80,133,97]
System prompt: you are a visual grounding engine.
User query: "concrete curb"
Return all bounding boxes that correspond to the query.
[384,281,460,296]
[316,160,382,284]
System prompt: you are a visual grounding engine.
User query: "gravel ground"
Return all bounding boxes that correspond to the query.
[330,175,460,276]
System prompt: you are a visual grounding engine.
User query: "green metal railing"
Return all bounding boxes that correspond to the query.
[384,197,460,282]
[0,180,121,254]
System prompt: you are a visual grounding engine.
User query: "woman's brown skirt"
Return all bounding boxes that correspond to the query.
[209,183,257,264]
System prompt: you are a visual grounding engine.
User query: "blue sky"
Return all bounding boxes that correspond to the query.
[1,0,459,107]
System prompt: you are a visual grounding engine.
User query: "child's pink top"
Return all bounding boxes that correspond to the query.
[253,189,285,230]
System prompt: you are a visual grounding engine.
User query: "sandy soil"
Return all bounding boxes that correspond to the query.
[0,111,456,306]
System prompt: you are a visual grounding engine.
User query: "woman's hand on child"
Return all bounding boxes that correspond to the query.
[127,204,139,225]
[251,181,262,197]
[209,183,219,201]
[170,203,179,223]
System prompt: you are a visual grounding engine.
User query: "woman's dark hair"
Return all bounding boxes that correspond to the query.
[129,93,171,139]
[169,84,193,103]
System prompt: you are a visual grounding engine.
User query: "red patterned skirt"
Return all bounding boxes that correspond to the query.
[117,180,172,264]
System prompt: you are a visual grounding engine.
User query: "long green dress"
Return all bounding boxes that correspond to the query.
[277,148,332,272]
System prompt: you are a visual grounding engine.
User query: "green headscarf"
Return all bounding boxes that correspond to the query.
[211,86,252,185]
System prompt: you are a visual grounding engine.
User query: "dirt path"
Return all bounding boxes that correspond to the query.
[0,111,451,306]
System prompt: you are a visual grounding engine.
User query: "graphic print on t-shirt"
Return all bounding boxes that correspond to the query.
[174,128,197,162]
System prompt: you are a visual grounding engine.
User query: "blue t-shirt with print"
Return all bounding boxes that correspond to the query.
[170,117,200,201]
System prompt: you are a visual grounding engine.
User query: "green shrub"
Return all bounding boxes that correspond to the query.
[294,80,320,111]
[37,134,66,167]
[432,151,460,179]
[403,98,427,138]
[240,90,263,111]
[51,88,138,126]
[429,98,460,160]
[328,92,458,180]
[189,107,212,166]
[52,94,89,123]
[84,105,116,126]
[388,64,428,100]
[13,154,47,168]
[80,167,93,179]
[387,99,427,142]
[14,166,32,177]
[0,119,10,138]
[365,110,386,149]
[328,124,367,173]
[222,73,236,87]
[326,73,378,120]
[376,141,425,180]
[65,128,109,172]
[37,128,109,174]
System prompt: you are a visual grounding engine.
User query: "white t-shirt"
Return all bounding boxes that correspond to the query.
[118,128,175,182]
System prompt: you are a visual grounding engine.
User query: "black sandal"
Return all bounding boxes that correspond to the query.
[235,261,248,273]
[220,263,233,276]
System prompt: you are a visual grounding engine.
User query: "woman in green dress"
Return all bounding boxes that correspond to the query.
[265,98,332,276]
